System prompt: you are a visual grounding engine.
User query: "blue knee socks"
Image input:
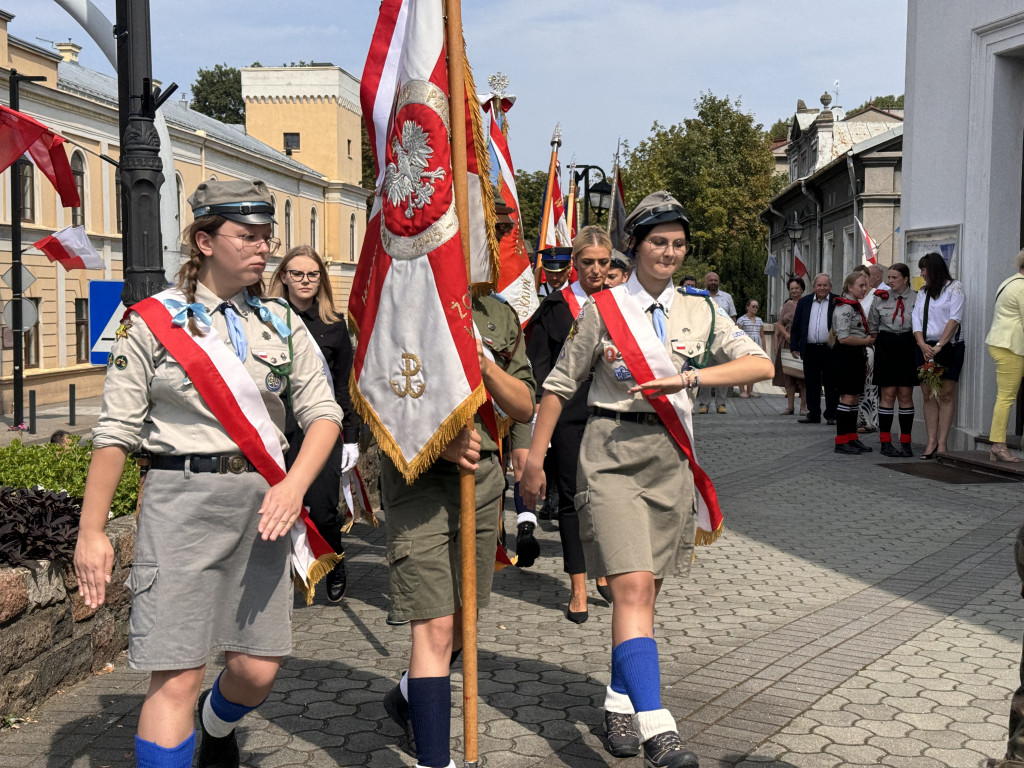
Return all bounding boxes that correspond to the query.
[612,637,661,712]
[135,732,195,768]
[203,671,260,738]
[610,647,628,695]
[407,676,451,768]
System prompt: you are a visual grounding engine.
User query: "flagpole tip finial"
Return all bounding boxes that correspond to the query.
[551,123,562,148]
[488,72,509,98]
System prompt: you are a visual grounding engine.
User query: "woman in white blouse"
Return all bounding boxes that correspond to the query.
[912,252,966,458]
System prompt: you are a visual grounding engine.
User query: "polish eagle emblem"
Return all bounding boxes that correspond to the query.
[384,120,447,219]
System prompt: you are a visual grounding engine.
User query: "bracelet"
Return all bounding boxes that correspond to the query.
[680,370,700,389]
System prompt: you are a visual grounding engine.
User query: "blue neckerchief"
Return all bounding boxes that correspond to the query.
[217,302,248,362]
[649,302,667,343]
[164,299,213,330]
[678,286,710,297]
[244,292,292,339]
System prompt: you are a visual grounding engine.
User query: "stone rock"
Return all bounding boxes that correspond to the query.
[23,561,67,609]
[60,561,78,591]
[0,603,72,675]
[71,589,99,622]
[0,568,30,624]
[90,615,120,670]
[111,518,136,569]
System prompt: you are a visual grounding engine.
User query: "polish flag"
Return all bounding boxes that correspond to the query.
[793,241,807,278]
[855,216,878,265]
[0,105,80,209]
[33,225,103,270]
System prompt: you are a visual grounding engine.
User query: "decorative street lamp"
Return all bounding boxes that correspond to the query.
[588,177,612,222]
[572,164,606,226]
[786,212,804,245]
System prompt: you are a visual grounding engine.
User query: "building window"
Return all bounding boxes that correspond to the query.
[350,213,357,262]
[347,139,353,158]
[115,173,123,234]
[23,298,41,369]
[71,153,86,228]
[310,207,318,251]
[175,173,185,229]
[284,200,292,251]
[75,298,89,363]
[284,133,300,152]
[19,160,34,223]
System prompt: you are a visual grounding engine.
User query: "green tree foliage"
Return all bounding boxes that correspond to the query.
[513,169,550,250]
[847,94,904,117]
[621,91,776,310]
[190,63,245,124]
[767,117,790,141]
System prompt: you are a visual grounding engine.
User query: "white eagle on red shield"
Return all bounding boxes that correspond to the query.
[384,120,447,219]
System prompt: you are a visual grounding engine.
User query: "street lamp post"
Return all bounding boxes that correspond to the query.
[572,164,606,226]
[588,177,612,223]
[114,0,177,306]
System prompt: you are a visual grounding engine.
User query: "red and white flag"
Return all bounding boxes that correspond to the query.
[540,159,571,250]
[481,96,539,325]
[855,216,878,265]
[0,105,80,209]
[793,241,808,278]
[33,225,103,271]
[350,0,485,482]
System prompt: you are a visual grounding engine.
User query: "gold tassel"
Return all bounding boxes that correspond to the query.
[694,521,724,547]
[294,552,345,606]
[462,43,501,296]
[350,378,488,485]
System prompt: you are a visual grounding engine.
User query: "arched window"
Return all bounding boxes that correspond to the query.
[71,152,86,228]
[284,200,292,251]
[349,213,357,262]
[310,207,318,251]
[18,160,35,223]
[269,194,277,239]
[175,173,185,230]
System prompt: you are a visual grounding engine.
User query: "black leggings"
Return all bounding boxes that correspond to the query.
[286,433,345,554]
[550,420,587,575]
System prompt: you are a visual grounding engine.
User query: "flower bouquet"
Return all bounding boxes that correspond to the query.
[918,360,945,399]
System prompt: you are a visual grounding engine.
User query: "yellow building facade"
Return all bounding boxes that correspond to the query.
[0,12,367,412]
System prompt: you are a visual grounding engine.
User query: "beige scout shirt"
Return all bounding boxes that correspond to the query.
[93,281,342,455]
[868,286,916,335]
[543,273,769,413]
[833,300,872,341]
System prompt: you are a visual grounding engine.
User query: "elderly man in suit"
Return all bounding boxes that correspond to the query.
[790,273,838,424]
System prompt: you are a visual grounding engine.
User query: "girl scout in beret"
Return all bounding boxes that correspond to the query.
[831,270,876,454]
[74,180,342,768]
[522,191,773,768]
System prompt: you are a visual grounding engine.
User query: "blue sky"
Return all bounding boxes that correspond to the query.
[7,0,907,174]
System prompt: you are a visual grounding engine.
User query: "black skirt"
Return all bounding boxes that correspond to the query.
[914,340,966,382]
[832,342,867,395]
[874,331,918,387]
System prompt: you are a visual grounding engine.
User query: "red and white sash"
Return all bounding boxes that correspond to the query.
[560,281,588,318]
[132,288,340,603]
[591,288,723,544]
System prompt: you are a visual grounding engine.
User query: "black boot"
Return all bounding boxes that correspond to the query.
[383,683,415,756]
[325,559,347,603]
[196,690,240,768]
[880,442,901,458]
[516,522,539,567]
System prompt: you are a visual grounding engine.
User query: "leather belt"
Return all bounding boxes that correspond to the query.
[592,407,661,426]
[149,454,258,474]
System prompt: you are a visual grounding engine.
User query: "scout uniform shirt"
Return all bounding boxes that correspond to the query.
[833,298,873,342]
[93,281,342,455]
[472,293,536,451]
[543,273,769,412]
[868,286,916,334]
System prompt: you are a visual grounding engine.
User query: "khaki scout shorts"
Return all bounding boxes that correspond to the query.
[381,454,504,622]
[576,415,697,580]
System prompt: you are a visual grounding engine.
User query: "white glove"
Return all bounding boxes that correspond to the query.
[340,443,360,473]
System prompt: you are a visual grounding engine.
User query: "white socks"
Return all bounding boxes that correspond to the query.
[604,685,635,715]
[636,709,678,742]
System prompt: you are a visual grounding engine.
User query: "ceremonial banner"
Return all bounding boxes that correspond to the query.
[482,93,539,325]
[0,105,80,208]
[793,241,808,278]
[855,216,878,265]
[350,0,485,482]
[607,164,628,252]
[33,225,103,271]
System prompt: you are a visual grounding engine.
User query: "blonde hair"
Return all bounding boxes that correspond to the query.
[841,270,865,295]
[571,225,613,259]
[175,215,267,335]
[270,245,342,324]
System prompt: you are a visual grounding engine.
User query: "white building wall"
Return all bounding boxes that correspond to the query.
[905,1,1024,447]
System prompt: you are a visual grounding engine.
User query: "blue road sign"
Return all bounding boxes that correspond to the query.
[89,281,126,366]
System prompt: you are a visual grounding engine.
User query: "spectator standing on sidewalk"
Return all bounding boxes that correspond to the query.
[791,273,839,424]
[984,247,1024,463]
[697,271,737,413]
[832,271,876,454]
[736,299,765,397]
[857,263,888,434]
[772,277,807,415]
[868,263,917,457]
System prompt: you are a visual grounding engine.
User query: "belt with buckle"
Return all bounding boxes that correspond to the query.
[592,407,661,426]
[149,454,258,474]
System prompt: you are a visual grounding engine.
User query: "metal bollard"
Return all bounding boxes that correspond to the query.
[69,383,76,426]
[28,390,36,434]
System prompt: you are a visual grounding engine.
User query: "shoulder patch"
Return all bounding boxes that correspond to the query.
[678,286,710,297]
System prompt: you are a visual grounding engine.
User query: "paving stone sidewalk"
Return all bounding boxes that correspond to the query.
[1,394,1022,768]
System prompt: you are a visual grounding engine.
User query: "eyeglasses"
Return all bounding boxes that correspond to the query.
[286,269,321,283]
[216,233,281,255]
[643,237,687,254]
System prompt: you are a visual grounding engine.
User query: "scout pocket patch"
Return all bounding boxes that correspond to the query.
[602,345,621,363]
[672,339,705,358]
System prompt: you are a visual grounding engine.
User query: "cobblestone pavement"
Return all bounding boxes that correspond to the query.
[2,393,1023,767]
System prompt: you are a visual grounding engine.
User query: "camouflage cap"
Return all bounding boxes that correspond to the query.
[188,179,276,225]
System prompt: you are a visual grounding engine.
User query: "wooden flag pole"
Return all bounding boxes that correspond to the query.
[444,1,480,765]
[537,125,561,251]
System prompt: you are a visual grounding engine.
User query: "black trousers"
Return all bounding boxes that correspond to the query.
[285,432,345,554]
[550,419,587,575]
[802,343,838,421]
